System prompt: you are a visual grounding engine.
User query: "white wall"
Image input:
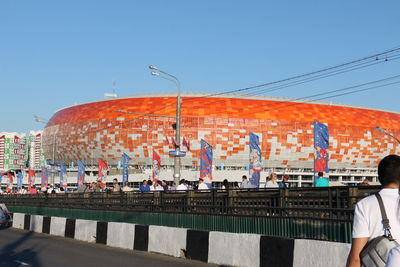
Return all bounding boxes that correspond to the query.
[106,222,135,250]
[50,216,66,237]
[293,239,351,267]
[29,215,43,233]
[148,225,187,258]
[75,219,97,242]
[12,213,24,229]
[208,231,260,267]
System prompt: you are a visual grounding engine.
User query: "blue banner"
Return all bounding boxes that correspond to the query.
[314,120,329,186]
[200,139,213,180]
[122,153,131,186]
[77,160,85,188]
[41,167,49,188]
[249,132,262,188]
[0,173,2,185]
[60,162,67,187]
[17,171,23,189]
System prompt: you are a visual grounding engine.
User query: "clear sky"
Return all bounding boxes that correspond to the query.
[1,0,400,133]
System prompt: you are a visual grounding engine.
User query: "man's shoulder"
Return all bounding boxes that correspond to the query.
[356,193,378,209]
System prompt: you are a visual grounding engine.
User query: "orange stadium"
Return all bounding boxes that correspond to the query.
[42,93,400,171]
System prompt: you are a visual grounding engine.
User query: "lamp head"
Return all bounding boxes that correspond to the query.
[149,65,158,70]
[151,72,160,76]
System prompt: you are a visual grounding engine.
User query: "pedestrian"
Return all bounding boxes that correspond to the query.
[161,180,169,191]
[222,179,229,190]
[240,175,251,189]
[139,180,150,192]
[360,178,370,186]
[122,182,133,192]
[346,155,400,266]
[176,179,188,191]
[232,181,240,189]
[169,182,177,191]
[29,185,38,194]
[198,178,209,190]
[265,173,279,188]
[112,178,121,192]
[280,175,291,188]
[315,172,329,187]
[155,181,164,191]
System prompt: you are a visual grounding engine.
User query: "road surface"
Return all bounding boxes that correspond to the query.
[0,227,216,267]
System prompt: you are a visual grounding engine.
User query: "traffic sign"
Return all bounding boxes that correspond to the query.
[169,150,186,157]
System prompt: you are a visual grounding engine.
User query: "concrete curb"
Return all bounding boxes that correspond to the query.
[11,213,350,267]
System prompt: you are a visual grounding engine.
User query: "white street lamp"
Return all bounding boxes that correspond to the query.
[149,66,182,184]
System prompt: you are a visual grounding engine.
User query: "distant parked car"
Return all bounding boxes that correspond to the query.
[0,203,11,227]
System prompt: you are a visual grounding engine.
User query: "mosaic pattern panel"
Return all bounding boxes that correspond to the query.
[43,96,400,168]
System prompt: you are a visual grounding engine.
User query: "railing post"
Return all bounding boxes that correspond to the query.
[348,187,359,208]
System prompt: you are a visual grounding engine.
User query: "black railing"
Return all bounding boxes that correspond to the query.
[0,186,381,222]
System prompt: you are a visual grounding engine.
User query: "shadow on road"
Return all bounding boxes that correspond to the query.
[0,230,40,267]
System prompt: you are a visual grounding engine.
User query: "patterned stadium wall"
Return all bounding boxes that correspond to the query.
[42,95,400,169]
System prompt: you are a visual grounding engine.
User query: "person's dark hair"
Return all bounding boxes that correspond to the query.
[318,172,323,177]
[113,178,118,182]
[378,154,400,186]
[179,179,185,185]
[222,179,229,188]
[147,180,153,186]
[242,175,247,179]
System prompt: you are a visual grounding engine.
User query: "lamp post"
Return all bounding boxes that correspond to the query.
[149,66,182,184]
[375,126,400,144]
[34,115,56,185]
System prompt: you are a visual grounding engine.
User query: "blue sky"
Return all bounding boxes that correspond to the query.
[1,1,400,133]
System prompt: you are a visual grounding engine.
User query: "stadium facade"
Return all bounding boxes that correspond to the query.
[42,93,400,177]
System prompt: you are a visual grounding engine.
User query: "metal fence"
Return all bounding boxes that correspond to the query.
[0,186,381,243]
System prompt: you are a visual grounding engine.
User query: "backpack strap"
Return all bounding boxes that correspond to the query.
[375,193,394,240]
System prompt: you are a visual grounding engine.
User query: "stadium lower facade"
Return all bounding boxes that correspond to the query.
[42,93,400,174]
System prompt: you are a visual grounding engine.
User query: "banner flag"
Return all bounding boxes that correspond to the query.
[313,120,329,186]
[77,160,85,188]
[60,162,67,187]
[249,132,262,188]
[152,150,161,183]
[41,168,48,188]
[28,169,35,191]
[17,171,23,189]
[0,173,2,185]
[98,159,108,189]
[164,136,170,145]
[7,173,13,193]
[98,159,108,178]
[171,137,179,148]
[122,153,131,186]
[183,137,191,151]
[200,139,213,180]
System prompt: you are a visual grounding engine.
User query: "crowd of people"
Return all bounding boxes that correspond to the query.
[0,172,373,195]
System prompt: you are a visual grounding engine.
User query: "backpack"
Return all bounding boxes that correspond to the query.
[360,193,399,267]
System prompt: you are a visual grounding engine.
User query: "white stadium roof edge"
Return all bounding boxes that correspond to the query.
[53,92,399,115]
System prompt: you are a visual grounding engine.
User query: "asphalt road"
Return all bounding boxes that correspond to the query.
[0,227,217,267]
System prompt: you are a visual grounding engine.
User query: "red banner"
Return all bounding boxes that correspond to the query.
[152,150,161,183]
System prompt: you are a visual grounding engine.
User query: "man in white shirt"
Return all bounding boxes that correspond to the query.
[240,175,251,189]
[176,179,188,191]
[198,178,209,190]
[347,154,400,267]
